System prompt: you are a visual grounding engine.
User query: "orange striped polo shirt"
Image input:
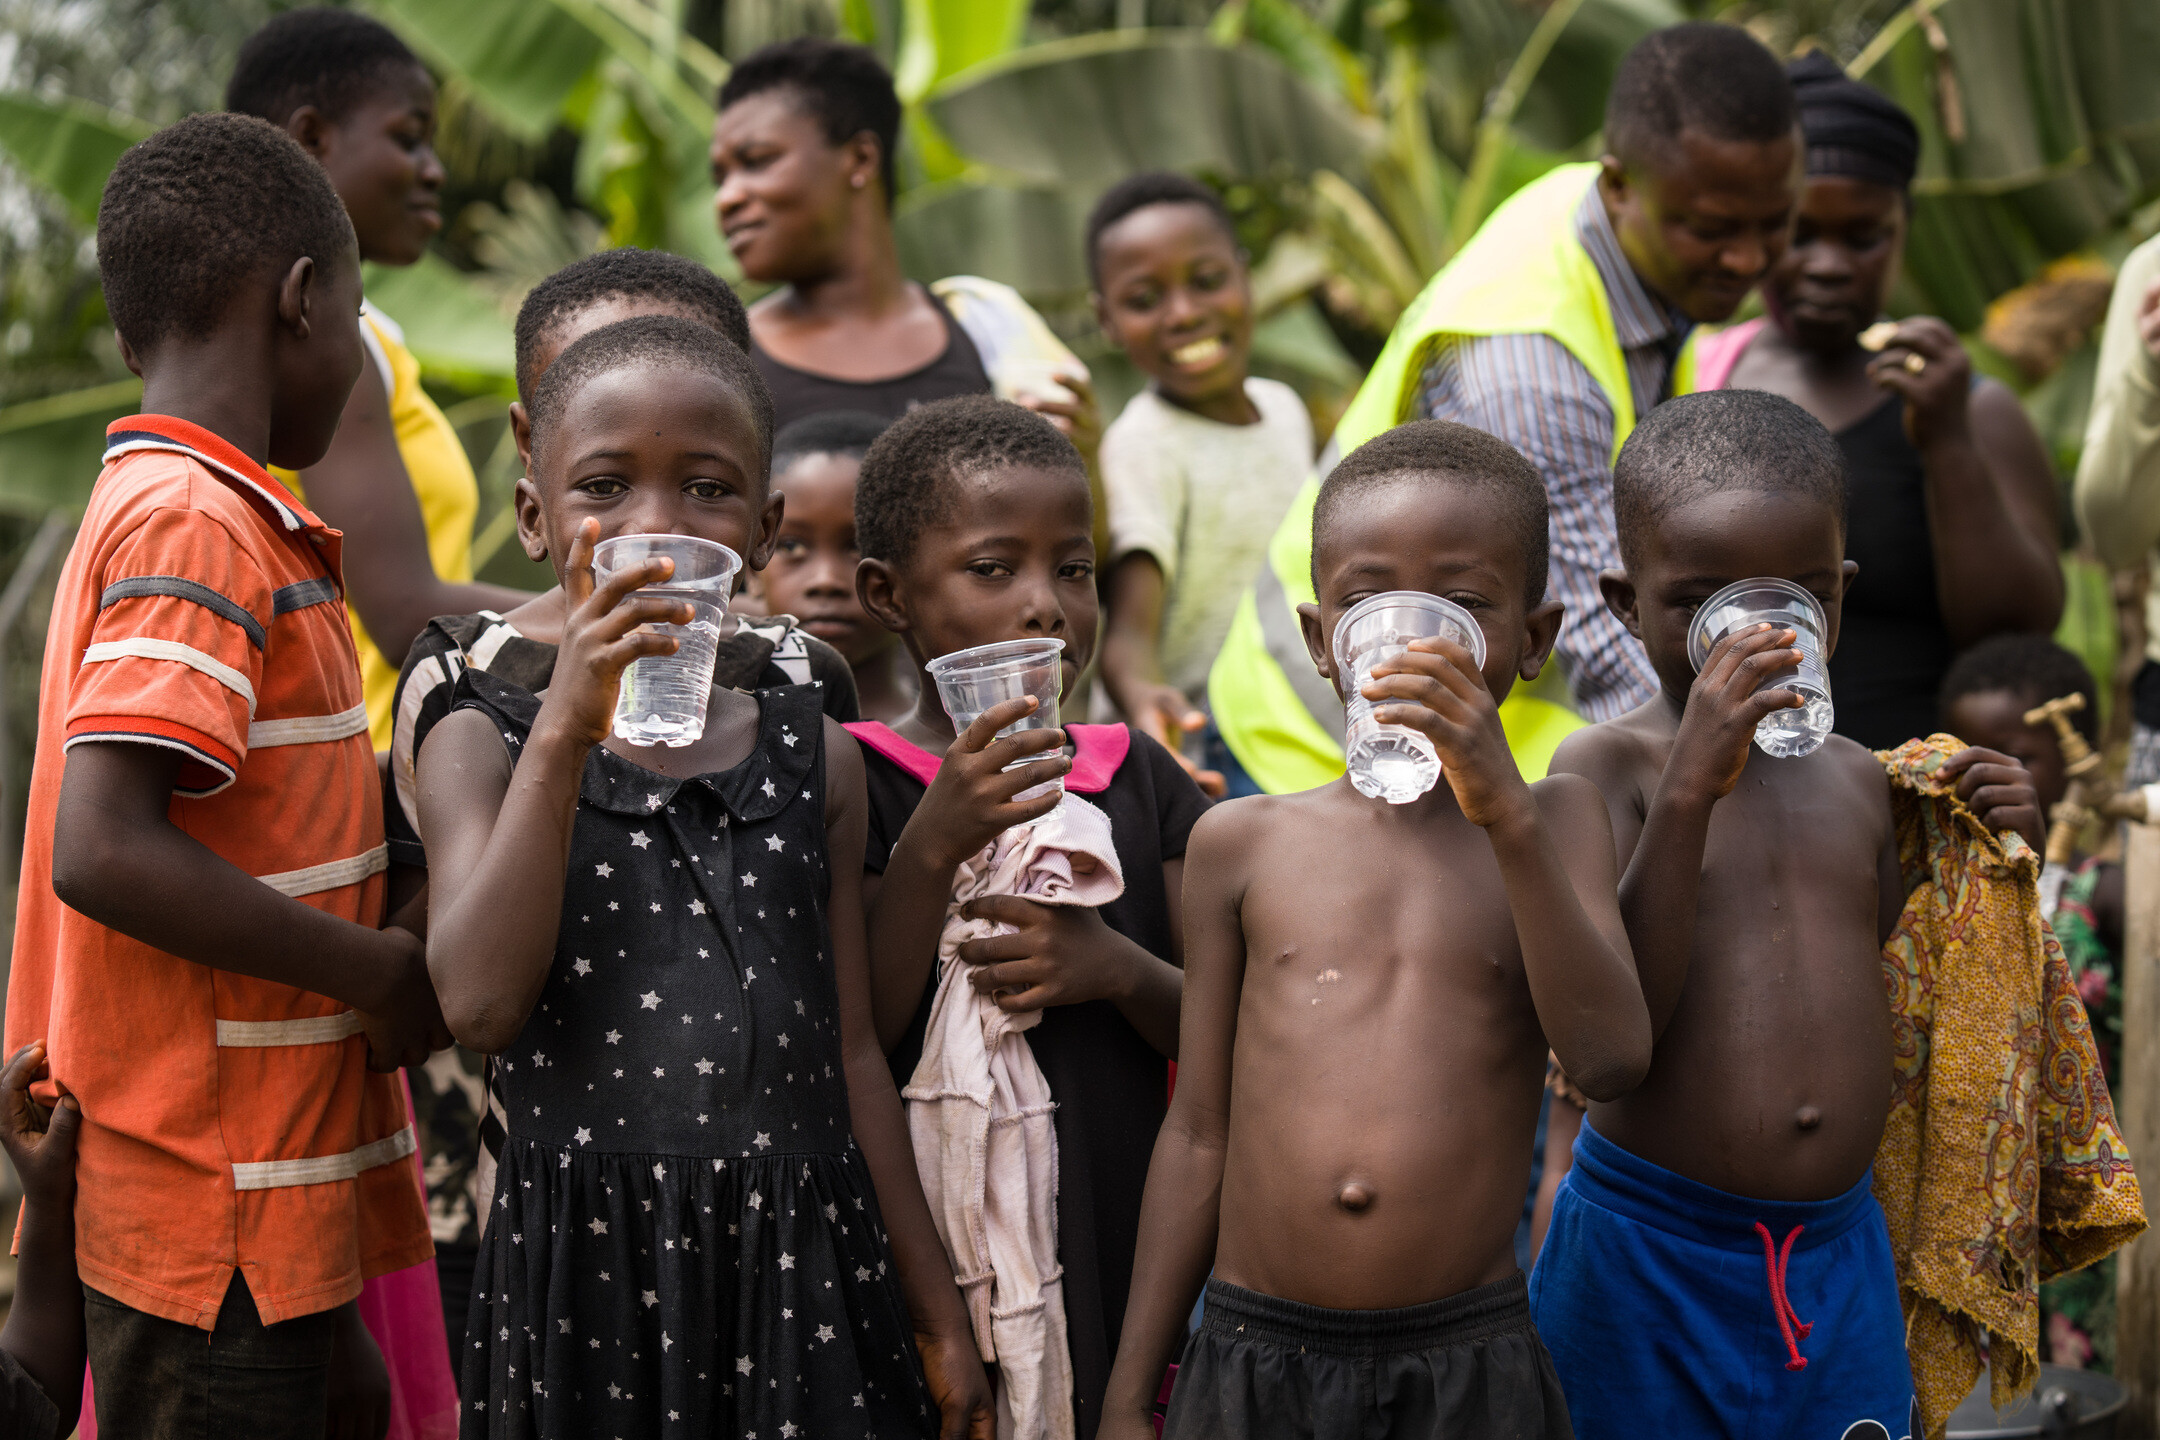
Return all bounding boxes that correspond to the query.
[7,415,431,1328]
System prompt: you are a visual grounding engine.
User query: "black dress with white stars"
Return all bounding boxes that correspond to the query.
[453,671,934,1440]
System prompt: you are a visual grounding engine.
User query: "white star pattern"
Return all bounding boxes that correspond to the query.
[575,1128,592,1146]
[740,873,757,888]
[816,1325,836,1343]
[595,862,613,878]
[765,835,785,852]
[737,1356,755,1375]
[652,1162,667,1180]
[696,1058,715,1075]
[605,1030,621,1044]
[761,779,777,798]
[639,992,661,1010]
[629,831,651,849]
[754,1132,772,1150]
[573,958,592,976]
[777,1033,790,1048]
[778,1253,796,1269]
[642,1291,659,1308]
[588,1218,608,1236]
[690,899,708,915]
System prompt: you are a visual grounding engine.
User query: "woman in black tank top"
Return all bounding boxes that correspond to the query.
[711,39,1101,448]
[1721,53,2060,750]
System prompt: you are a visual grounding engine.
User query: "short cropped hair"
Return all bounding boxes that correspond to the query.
[1940,634,2099,744]
[527,314,775,474]
[855,394,1085,567]
[1312,421,1550,606]
[514,248,751,406]
[773,410,888,477]
[1605,22,1795,173]
[719,39,900,208]
[1611,390,1846,572]
[1084,172,1238,290]
[98,113,356,354]
[226,8,422,127]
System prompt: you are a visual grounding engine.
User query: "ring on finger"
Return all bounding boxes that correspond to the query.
[1902,352,1926,374]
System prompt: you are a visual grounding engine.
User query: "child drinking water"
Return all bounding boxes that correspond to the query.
[414,315,990,1437]
[1089,173,1313,795]
[761,411,918,723]
[850,395,1209,1440]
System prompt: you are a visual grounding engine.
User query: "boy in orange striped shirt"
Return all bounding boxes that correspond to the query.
[6,113,446,1436]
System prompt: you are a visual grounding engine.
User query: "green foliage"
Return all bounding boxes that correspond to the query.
[0,93,149,227]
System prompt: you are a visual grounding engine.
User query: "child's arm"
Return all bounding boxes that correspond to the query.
[1098,809,1246,1440]
[865,701,1069,1051]
[0,1042,82,1436]
[418,521,687,1053]
[1101,556,1221,795]
[1558,623,1804,1036]
[824,722,994,1440]
[1367,637,1651,1099]
[52,746,445,1071]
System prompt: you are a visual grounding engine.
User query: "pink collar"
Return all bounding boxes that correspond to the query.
[845,721,1131,793]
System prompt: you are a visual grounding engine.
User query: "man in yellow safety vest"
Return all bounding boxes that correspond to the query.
[1208,23,1803,794]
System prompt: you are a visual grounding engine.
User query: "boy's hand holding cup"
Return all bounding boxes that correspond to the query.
[908,696,1071,870]
[1363,635,1534,831]
[1669,623,1805,803]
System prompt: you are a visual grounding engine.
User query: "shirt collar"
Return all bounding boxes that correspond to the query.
[1572,186,1693,350]
[104,415,330,538]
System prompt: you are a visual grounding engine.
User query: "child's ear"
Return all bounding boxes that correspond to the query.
[115,329,142,379]
[1519,598,1564,681]
[276,256,316,340]
[745,487,785,571]
[1089,289,1117,346]
[856,558,909,636]
[283,105,333,161]
[1296,602,1339,688]
[1599,567,1643,641]
[514,477,548,562]
[509,402,533,473]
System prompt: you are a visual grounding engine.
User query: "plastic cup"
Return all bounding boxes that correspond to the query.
[1685,577,1835,759]
[926,638,1067,803]
[592,534,742,747]
[1331,591,1487,805]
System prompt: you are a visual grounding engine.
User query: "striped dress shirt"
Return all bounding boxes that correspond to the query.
[1417,186,1692,721]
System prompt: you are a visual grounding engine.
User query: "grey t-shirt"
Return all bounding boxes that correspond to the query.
[1101,378,1312,703]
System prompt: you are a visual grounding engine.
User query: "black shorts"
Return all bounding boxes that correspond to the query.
[1163,1273,1572,1440]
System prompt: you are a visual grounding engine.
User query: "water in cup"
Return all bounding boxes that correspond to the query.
[1685,577,1835,759]
[926,638,1067,804]
[592,534,743,747]
[1332,592,1487,805]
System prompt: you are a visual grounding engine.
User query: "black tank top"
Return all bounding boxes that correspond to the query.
[751,290,992,430]
[1830,395,1954,750]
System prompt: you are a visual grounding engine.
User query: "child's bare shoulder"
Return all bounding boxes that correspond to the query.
[1185,788,1336,875]
[1815,731,1896,817]
[1551,709,1669,790]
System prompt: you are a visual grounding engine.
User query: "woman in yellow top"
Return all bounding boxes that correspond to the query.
[229,10,530,748]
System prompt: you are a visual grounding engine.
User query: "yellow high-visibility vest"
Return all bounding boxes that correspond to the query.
[1207,163,1694,792]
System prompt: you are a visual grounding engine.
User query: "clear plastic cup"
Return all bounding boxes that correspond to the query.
[925,638,1067,803]
[1686,577,1835,759]
[1332,591,1487,805]
[592,534,742,747]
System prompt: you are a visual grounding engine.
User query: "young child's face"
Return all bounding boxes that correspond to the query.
[1299,476,1550,702]
[1945,688,2069,811]
[763,450,892,666]
[1617,489,1852,701]
[872,464,1097,704]
[1093,201,1253,410]
[311,61,444,267]
[519,364,779,582]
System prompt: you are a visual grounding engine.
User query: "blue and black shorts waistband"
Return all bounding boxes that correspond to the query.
[1567,1120,1881,1252]
[1198,1272,1534,1357]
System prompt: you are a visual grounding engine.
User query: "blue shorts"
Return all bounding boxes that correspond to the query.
[1528,1123,1916,1440]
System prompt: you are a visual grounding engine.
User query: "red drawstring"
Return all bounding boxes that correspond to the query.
[1753,1222,1813,1372]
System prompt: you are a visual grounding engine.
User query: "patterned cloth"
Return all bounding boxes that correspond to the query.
[1873,735,2145,1435]
[1413,187,1684,722]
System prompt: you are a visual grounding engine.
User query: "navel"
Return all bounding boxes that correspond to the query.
[1337,1181,1375,1212]
[1795,1106,1822,1132]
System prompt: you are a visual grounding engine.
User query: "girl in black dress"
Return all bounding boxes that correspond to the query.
[848,397,1210,1440]
[415,315,993,1439]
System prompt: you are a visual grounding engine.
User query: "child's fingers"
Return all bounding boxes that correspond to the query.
[1376,638,1486,699]
[1939,746,2014,783]
[983,753,1072,805]
[584,592,697,642]
[959,894,1045,930]
[953,697,1041,755]
[1701,625,1794,688]
[0,1041,46,1097]
[585,554,679,617]
[562,520,602,605]
[44,1092,80,1151]
[978,724,1067,770]
[988,983,1055,1014]
[1742,686,1805,720]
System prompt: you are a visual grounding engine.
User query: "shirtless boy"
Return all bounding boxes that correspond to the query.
[1530,389,2042,1439]
[1099,420,1651,1440]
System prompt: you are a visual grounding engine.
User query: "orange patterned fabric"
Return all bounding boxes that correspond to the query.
[1874,735,2145,1437]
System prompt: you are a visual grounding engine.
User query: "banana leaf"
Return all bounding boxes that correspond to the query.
[0,94,150,229]
[0,380,142,518]
[894,0,1029,102]
[363,254,517,382]
[925,32,1374,194]
[893,182,1091,301]
[368,0,604,141]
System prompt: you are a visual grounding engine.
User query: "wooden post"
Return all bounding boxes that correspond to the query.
[2118,817,2160,1433]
